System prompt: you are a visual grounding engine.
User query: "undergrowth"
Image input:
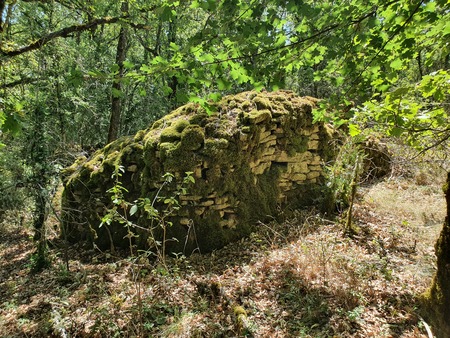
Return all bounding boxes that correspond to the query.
[0,147,446,337]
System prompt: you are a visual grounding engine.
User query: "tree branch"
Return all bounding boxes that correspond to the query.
[0,15,127,58]
[413,130,450,158]
[18,0,85,13]
[198,4,386,67]
[0,77,39,89]
[345,0,425,95]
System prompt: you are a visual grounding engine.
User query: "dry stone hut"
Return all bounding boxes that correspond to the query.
[61,90,332,254]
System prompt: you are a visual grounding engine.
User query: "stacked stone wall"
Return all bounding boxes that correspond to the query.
[62,90,331,254]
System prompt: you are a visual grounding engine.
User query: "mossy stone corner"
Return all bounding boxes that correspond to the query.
[61,90,331,255]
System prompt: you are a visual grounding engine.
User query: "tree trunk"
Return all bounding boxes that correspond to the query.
[421,172,450,337]
[167,16,178,108]
[0,2,13,47]
[417,51,423,80]
[32,190,46,241]
[107,1,128,144]
[28,106,51,272]
[0,1,6,33]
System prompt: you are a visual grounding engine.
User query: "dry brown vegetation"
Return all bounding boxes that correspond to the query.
[0,155,447,337]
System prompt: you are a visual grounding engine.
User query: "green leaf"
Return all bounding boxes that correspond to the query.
[111,88,124,98]
[156,5,176,21]
[123,61,134,69]
[208,92,222,101]
[275,35,287,46]
[130,204,138,216]
[217,78,231,90]
[190,1,200,8]
[253,82,265,91]
[348,124,361,137]
[200,53,214,63]
[389,86,410,98]
[335,76,345,86]
[2,113,22,135]
[423,2,436,12]
[389,58,403,70]
[162,86,173,96]
[151,56,167,65]
[169,42,180,52]
[389,127,403,137]
[111,64,119,73]
[295,20,308,33]
[164,198,174,204]
[230,68,249,83]
[140,64,152,73]
[443,21,450,36]
[68,68,84,87]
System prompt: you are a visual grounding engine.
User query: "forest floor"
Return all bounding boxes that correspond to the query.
[0,158,447,337]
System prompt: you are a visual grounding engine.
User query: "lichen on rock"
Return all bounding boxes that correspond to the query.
[61,90,331,255]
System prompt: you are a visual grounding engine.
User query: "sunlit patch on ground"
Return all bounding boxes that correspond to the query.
[0,166,445,337]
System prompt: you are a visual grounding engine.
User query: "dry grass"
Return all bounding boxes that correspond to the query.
[0,159,446,337]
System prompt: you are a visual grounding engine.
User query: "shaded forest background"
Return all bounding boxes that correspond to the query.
[1,0,450,337]
[1,0,449,206]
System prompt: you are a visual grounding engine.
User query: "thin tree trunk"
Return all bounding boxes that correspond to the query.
[107,1,128,143]
[167,16,178,108]
[0,2,13,48]
[0,1,6,33]
[29,105,51,272]
[422,172,450,337]
[417,50,423,80]
[345,155,360,235]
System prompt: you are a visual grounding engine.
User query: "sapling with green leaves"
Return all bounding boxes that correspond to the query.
[99,164,135,255]
[130,171,195,267]
[101,165,195,265]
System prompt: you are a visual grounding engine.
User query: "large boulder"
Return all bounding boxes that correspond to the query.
[61,90,331,254]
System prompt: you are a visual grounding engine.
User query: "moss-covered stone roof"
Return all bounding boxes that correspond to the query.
[62,90,330,254]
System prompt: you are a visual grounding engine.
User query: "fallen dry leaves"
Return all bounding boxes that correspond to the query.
[0,170,445,337]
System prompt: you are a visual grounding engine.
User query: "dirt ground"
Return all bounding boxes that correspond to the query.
[0,165,446,337]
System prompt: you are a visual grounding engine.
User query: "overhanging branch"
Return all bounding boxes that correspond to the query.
[345,0,425,95]
[0,77,38,89]
[0,15,127,58]
[198,4,384,66]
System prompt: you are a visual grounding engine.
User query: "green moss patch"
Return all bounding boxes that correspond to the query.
[62,90,329,255]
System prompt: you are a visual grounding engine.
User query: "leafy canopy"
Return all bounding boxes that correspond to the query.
[0,0,449,150]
